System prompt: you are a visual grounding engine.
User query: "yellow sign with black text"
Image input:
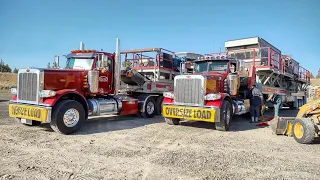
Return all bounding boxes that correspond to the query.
[162,105,215,122]
[9,104,48,122]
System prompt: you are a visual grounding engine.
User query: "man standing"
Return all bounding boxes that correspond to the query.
[248,84,263,123]
[267,92,282,117]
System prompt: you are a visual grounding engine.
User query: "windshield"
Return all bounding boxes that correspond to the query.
[66,58,94,70]
[194,61,228,73]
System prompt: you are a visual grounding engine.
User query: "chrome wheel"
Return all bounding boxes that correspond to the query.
[146,101,155,115]
[63,108,80,127]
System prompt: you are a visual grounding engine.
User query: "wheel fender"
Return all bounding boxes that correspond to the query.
[205,93,231,109]
[136,94,158,112]
[43,89,88,113]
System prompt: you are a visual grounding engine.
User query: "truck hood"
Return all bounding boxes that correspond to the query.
[43,69,86,92]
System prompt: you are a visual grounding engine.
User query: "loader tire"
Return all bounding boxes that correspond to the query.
[215,100,232,131]
[50,100,85,135]
[165,118,180,125]
[292,118,316,144]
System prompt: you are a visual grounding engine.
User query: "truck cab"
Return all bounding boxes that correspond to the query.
[162,55,251,131]
[8,39,140,134]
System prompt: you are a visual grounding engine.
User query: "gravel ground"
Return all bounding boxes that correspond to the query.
[0,93,319,180]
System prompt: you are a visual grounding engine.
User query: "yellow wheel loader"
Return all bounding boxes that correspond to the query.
[269,98,320,144]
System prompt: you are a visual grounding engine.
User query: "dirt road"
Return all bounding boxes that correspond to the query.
[0,94,319,180]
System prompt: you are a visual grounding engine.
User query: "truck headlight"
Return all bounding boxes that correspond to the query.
[204,93,221,101]
[10,88,17,95]
[39,90,56,98]
[163,92,174,99]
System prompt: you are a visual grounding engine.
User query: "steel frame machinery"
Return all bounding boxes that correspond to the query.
[224,37,310,109]
[120,48,202,116]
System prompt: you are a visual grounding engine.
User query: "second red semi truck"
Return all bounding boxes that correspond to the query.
[162,37,310,131]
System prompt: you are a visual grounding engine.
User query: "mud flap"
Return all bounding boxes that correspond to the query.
[269,117,295,135]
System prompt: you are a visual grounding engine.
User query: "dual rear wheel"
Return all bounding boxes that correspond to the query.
[138,96,164,118]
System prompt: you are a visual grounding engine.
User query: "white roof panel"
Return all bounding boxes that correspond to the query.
[225,37,259,48]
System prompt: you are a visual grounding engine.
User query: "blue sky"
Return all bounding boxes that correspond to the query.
[1,0,319,74]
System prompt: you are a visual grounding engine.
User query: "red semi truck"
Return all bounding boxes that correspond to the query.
[161,37,310,131]
[8,39,184,134]
[161,54,253,131]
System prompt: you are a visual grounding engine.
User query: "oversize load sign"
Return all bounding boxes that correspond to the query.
[162,105,215,122]
[9,104,48,122]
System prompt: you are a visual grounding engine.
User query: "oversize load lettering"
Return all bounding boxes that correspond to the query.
[11,106,42,119]
[164,107,212,120]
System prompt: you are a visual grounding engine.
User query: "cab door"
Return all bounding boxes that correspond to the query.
[97,54,113,94]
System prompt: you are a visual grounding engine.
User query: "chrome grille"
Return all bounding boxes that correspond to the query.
[18,72,38,102]
[174,77,204,106]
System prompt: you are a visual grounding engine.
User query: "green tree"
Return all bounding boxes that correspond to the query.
[0,60,12,72]
[13,68,19,73]
[310,73,314,79]
[317,69,320,79]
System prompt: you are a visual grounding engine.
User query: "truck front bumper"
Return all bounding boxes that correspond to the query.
[8,101,52,123]
[162,104,220,122]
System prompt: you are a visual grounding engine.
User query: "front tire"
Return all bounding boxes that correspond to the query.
[50,100,85,135]
[215,100,232,131]
[292,118,316,144]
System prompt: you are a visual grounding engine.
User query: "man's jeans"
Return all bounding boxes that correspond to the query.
[274,101,281,117]
[250,105,260,118]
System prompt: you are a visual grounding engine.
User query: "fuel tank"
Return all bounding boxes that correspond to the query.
[87,98,118,116]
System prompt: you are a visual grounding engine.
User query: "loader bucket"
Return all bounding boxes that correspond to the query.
[269,117,295,135]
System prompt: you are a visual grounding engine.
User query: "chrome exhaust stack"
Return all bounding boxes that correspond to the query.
[114,38,121,95]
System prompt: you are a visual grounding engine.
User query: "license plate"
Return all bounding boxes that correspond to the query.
[162,105,215,122]
[9,104,48,122]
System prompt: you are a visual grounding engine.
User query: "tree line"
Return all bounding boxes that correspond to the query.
[0,59,18,73]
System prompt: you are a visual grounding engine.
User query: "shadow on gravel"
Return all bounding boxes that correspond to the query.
[37,115,164,135]
[75,115,164,135]
[179,109,299,132]
[0,100,9,103]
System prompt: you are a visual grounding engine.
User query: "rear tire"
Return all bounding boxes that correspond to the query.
[292,118,316,144]
[215,100,232,131]
[140,97,156,118]
[155,96,164,115]
[165,118,180,125]
[50,100,85,135]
